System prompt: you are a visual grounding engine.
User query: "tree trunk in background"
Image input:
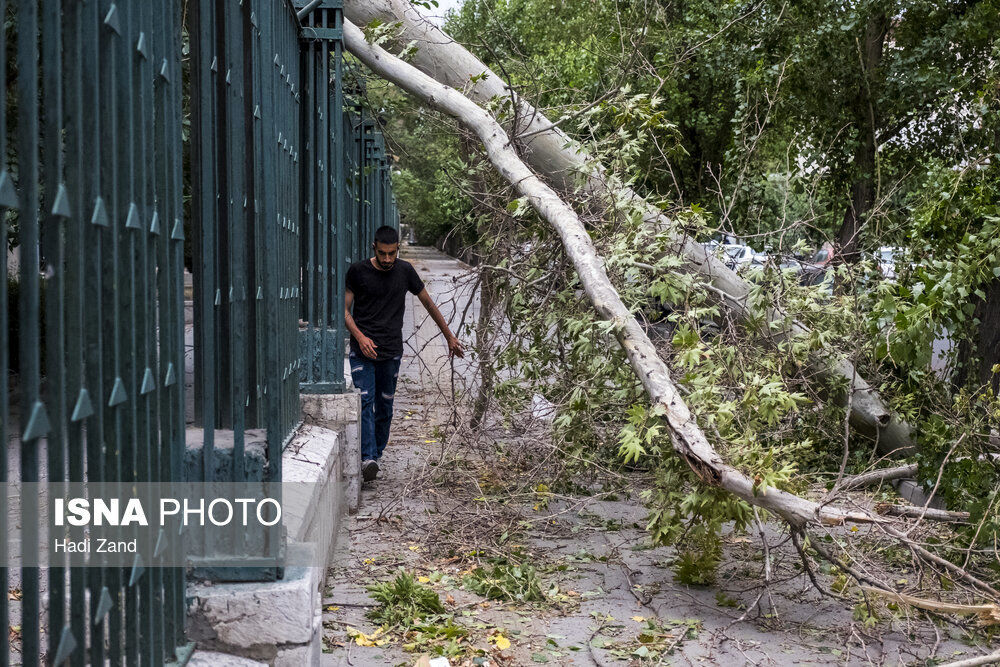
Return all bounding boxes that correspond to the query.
[955,277,1000,394]
[460,133,501,429]
[837,12,889,262]
[978,279,1000,394]
[470,268,497,429]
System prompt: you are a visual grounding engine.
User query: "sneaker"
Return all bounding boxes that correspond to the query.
[362,459,379,482]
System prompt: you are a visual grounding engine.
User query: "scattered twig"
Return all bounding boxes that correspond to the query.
[859,586,1000,625]
[876,503,970,523]
[937,650,1000,667]
[840,464,919,490]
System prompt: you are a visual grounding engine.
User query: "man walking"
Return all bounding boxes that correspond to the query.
[345,226,464,482]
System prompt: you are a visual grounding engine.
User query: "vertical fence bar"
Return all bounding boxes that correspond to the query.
[84,3,106,581]
[16,0,43,662]
[0,0,9,661]
[62,0,88,662]
[121,2,141,660]
[164,0,183,651]
[169,0,188,647]
[136,1,155,661]
[152,0,171,659]
[99,0,125,660]
[332,8,347,375]
[40,0,69,660]
[190,0,217,489]
[243,0,261,447]
[317,5,331,389]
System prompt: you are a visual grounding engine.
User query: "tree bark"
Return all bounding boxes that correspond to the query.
[955,277,1000,394]
[342,16,885,530]
[462,134,500,429]
[837,12,889,262]
[342,0,915,456]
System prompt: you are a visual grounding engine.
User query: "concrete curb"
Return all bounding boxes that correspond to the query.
[186,392,361,665]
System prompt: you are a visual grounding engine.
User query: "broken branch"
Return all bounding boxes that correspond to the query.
[841,463,919,490]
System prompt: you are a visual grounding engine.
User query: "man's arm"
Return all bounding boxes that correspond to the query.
[344,289,378,359]
[416,288,464,358]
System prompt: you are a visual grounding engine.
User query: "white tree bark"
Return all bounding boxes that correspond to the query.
[342,0,914,456]
[342,17,879,530]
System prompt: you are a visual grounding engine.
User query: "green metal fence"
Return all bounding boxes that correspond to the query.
[187,0,401,569]
[1,0,189,663]
[1,0,401,661]
[189,0,301,470]
[298,10,400,392]
[299,0,348,393]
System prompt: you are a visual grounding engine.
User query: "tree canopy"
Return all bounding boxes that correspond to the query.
[353,0,1000,609]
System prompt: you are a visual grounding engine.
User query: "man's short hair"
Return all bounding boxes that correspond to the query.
[374,226,399,245]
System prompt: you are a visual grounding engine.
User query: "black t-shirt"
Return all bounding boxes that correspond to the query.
[345,258,425,360]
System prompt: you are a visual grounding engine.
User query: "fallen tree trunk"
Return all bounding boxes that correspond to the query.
[342,16,880,530]
[342,0,914,456]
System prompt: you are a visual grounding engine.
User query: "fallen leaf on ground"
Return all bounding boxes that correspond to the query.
[346,626,389,647]
[489,633,512,651]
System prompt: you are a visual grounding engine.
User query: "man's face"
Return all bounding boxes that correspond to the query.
[373,241,399,270]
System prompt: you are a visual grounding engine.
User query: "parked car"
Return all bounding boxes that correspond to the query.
[702,241,767,271]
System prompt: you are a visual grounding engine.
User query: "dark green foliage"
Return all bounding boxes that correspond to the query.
[463,562,546,602]
[367,570,446,629]
[348,61,475,247]
[6,276,46,375]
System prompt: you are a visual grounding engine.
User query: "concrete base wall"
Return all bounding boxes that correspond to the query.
[302,392,362,514]
[186,392,361,665]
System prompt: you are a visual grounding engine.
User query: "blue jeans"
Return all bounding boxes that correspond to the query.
[349,354,401,461]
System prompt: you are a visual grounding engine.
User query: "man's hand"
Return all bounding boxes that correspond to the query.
[358,335,378,359]
[417,288,466,359]
[446,335,465,359]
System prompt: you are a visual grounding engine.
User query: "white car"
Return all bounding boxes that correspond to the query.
[878,246,913,281]
[702,241,766,271]
[723,244,766,270]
